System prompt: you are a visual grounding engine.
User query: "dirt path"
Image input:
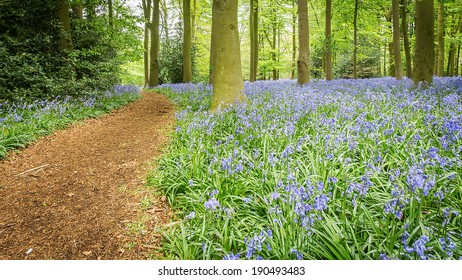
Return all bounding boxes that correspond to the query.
[0,92,175,259]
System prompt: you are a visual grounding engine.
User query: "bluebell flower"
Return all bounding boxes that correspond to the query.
[204,198,220,211]
[185,211,195,219]
[379,253,390,260]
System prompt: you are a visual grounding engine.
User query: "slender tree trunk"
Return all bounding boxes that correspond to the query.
[297,0,310,85]
[57,0,73,53]
[325,0,332,80]
[160,0,169,40]
[456,45,461,76]
[383,42,387,76]
[401,0,412,77]
[291,0,296,79]
[142,0,152,87]
[457,14,462,76]
[71,3,83,19]
[108,0,113,29]
[413,0,434,85]
[250,0,258,82]
[272,19,277,80]
[210,0,246,111]
[385,9,395,77]
[183,0,192,82]
[447,12,460,76]
[437,0,444,76]
[353,0,358,79]
[192,0,197,42]
[149,0,160,87]
[277,24,280,79]
[392,0,403,79]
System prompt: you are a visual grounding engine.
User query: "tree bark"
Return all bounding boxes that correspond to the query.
[325,0,332,80]
[297,0,310,85]
[160,0,169,40]
[57,0,73,53]
[385,9,395,77]
[250,0,258,82]
[71,3,83,19]
[392,0,403,79]
[210,0,246,111]
[291,0,296,79]
[272,15,277,80]
[401,0,412,78]
[436,0,444,77]
[353,0,358,79]
[149,0,160,87]
[413,0,434,85]
[108,0,113,29]
[183,0,193,83]
[446,11,460,76]
[142,0,152,88]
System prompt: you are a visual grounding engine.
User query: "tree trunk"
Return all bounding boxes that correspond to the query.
[297,0,310,85]
[392,0,403,79]
[149,0,160,87]
[457,14,462,76]
[456,45,461,76]
[210,0,246,111]
[183,0,192,83]
[108,0,113,29]
[291,0,296,79]
[142,0,152,88]
[436,0,444,76]
[272,18,277,80]
[413,0,434,85]
[401,0,412,78]
[325,0,332,80]
[71,3,83,19]
[250,0,258,82]
[57,0,73,53]
[192,0,197,42]
[160,0,169,40]
[447,12,460,76]
[385,9,395,77]
[353,0,358,79]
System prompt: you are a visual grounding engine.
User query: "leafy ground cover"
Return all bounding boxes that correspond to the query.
[0,85,140,159]
[152,77,462,260]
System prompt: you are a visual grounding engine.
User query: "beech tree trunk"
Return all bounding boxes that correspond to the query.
[149,0,160,87]
[160,0,169,40]
[401,0,412,78]
[210,0,246,111]
[413,0,434,85]
[183,0,192,83]
[57,0,73,53]
[250,0,258,82]
[392,0,403,79]
[325,0,332,80]
[353,0,358,79]
[297,0,310,85]
[142,0,152,87]
[291,0,296,79]
[436,0,444,77]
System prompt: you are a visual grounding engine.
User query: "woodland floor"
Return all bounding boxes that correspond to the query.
[0,92,175,259]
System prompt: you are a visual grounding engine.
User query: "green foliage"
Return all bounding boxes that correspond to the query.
[0,0,142,102]
[149,78,462,260]
[158,35,184,84]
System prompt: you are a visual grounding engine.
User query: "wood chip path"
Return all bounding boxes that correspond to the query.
[0,92,175,259]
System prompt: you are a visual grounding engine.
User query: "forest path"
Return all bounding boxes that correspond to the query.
[0,92,175,259]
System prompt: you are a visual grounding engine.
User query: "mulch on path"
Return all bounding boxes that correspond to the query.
[0,92,175,259]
